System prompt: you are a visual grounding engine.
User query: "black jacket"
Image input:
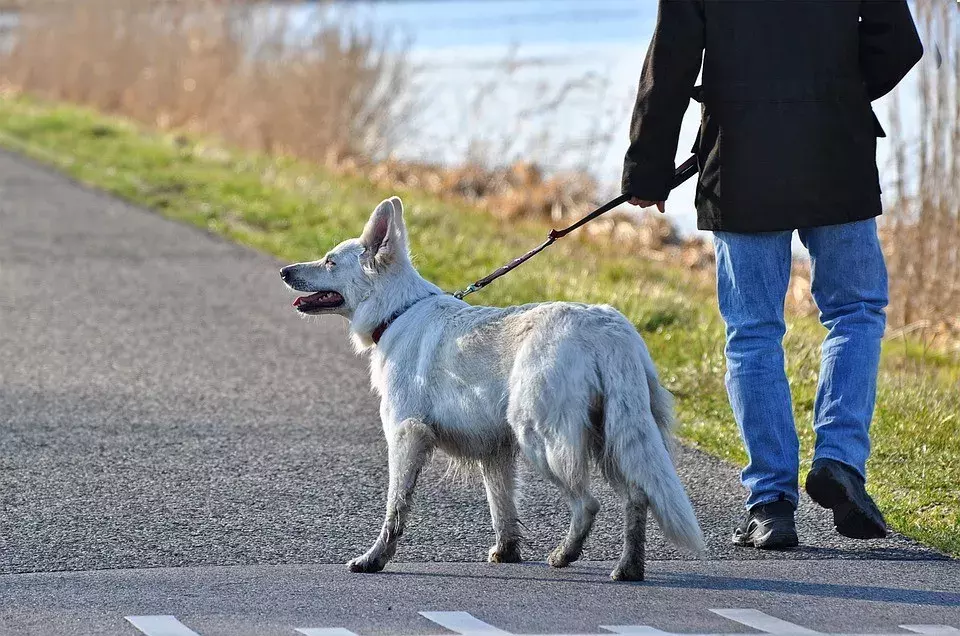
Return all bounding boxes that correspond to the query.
[622,0,923,232]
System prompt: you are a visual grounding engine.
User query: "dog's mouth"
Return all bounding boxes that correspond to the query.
[293,291,345,314]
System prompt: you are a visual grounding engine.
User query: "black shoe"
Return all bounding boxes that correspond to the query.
[732,500,799,549]
[805,459,887,540]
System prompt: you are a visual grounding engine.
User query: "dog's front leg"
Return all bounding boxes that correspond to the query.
[348,419,435,574]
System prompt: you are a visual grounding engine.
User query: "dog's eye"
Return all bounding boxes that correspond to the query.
[325,259,335,270]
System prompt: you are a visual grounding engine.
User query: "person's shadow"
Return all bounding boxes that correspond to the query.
[650,569,959,607]
[384,553,960,608]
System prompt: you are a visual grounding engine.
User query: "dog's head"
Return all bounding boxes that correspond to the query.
[280,196,410,319]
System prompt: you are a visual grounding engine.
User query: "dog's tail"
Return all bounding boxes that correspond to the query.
[602,343,706,556]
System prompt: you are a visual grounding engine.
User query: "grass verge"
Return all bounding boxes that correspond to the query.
[0,95,957,556]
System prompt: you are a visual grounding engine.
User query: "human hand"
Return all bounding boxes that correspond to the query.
[628,198,666,214]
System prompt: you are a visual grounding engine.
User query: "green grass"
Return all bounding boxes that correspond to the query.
[1,95,957,556]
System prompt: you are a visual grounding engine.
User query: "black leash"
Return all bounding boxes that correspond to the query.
[452,155,699,300]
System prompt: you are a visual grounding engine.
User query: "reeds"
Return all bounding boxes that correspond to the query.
[883,0,959,347]
[0,0,413,163]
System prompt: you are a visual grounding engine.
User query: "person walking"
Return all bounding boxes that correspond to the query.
[622,0,923,549]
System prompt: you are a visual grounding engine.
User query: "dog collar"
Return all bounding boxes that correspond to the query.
[371,295,435,345]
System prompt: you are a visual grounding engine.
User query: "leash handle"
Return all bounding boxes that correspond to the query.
[453,155,699,300]
[672,154,698,190]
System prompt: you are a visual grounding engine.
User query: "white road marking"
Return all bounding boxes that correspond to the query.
[711,608,822,634]
[127,611,959,636]
[125,615,202,636]
[420,611,511,635]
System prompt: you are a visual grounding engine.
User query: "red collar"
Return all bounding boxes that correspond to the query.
[371,320,393,345]
[370,295,435,346]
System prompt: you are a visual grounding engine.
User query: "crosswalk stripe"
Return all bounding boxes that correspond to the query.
[125,615,201,636]
[124,611,959,636]
[420,611,511,635]
[600,626,672,635]
[710,609,822,634]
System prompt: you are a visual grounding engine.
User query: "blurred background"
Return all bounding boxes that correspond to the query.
[0,0,955,341]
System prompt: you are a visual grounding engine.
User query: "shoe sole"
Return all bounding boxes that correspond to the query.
[732,528,799,550]
[806,469,887,540]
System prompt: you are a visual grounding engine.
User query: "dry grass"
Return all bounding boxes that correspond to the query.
[0,0,413,164]
[882,0,960,350]
[0,0,622,226]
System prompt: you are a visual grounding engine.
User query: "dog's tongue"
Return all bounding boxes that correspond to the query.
[293,292,322,307]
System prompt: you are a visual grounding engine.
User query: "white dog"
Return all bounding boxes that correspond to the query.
[281,197,705,581]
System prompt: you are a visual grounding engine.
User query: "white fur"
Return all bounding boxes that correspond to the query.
[281,196,705,581]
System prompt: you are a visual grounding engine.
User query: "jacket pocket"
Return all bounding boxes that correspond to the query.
[691,85,705,153]
[694,101,722,216]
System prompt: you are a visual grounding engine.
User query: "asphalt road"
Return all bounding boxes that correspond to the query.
[1,561,959,636]
[0,149,956,635]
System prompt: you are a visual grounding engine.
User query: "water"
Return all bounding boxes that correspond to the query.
[0,11,17,54]
[269,0,708,233]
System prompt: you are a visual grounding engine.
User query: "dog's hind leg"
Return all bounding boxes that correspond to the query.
[509,348,599,569]
[481,453,522,563]
[546,472,600,569]
[612,494,648,581]
[600,461,649,582]
[348,419,435,574]
[516,428,598,568]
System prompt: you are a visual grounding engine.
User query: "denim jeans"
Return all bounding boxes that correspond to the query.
[713,219,888,509]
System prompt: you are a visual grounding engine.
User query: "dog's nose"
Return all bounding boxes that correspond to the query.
[280,266,292,282]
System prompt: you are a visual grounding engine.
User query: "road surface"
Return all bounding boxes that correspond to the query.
[0,150,956,635]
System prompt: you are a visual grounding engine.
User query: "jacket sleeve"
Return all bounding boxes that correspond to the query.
[622,0,704,201]
[859,0,924,101]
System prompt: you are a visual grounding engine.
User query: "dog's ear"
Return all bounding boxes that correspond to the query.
[388,196,407,241]
[361,197,407,268]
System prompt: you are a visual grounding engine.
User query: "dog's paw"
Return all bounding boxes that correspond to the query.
[488,544,522,564]
[546,546,574,568]
[610,563,644,582]
[347,554,386,574]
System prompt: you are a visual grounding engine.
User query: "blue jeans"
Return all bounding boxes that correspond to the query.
[713,219,888,509]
